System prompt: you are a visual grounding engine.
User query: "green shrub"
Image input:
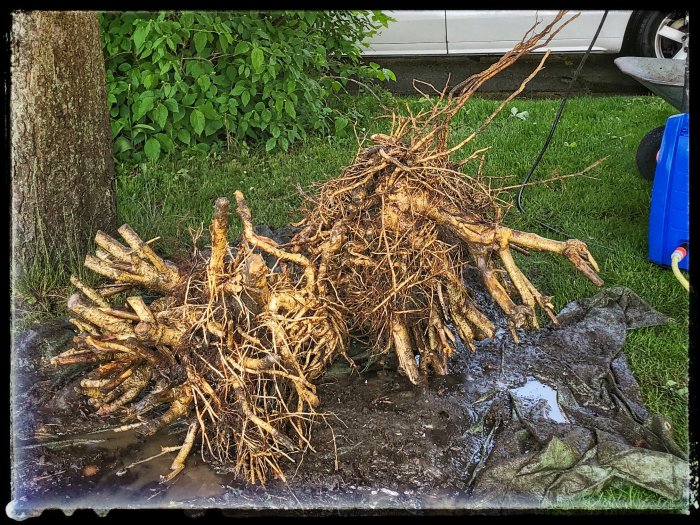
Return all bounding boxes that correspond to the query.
[101,11,394,162]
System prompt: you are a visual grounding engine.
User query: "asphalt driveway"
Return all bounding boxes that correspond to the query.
[364,54,647,96]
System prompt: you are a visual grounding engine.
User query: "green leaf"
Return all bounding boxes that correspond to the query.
[232,82,246,97]
[133,24,150,53]
[185,59,210,78]
[111,119,125,137]
[197,75,212,92]
[193,31,208,54]
[173,110,187,123]
[133,123,156,132]
[200,101,220,120]
[205,119,223,136]
[144,137,161,161]
[133,96,155,121]
[154,104,168,128]
[265,137,277,152]
[225,65,237,82]
[284,99,296,118]
[334,116,349,135]
[190,108,205,136]
[177,127,191,145]
[142,73,156,90]
[159,61,172,76]
[182,93,197,106]
[241,90,251,106]
[234,41,250,55]
[155,133,174,153]
[251,47,264,73]
[181,12,194,27]
[213,74,227,87]
[141,95,156,113]
[279,136,289,151]
[114,136,132,154]
[163,98,179,113]
[218,33,229,52]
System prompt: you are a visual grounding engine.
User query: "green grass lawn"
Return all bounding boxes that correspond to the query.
[15,93,688,510]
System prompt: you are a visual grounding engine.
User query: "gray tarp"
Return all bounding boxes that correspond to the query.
[468,287,689,506]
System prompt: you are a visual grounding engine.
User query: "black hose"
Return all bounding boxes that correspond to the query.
[516,10,609,242]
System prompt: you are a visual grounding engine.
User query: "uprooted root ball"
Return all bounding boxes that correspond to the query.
[54,196,350,484]
[52,11,601,484]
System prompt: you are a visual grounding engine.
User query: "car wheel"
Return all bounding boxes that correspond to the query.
[625,11,688,59]
[636,125,665,182]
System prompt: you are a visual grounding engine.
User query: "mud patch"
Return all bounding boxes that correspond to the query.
[9,284,689,518]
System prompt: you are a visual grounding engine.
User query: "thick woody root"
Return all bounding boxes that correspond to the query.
[187,193,348,483]
[52,11,603,484]
[52,227,197,478]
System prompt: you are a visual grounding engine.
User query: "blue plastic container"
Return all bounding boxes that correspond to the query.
[648,113,689,270]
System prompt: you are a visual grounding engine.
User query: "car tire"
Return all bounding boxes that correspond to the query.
[636,125,665,182]
[624,10,687,59]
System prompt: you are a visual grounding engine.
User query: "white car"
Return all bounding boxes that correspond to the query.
[365,10,687,60]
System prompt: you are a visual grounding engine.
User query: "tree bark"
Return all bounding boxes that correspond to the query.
[11,11,116,271]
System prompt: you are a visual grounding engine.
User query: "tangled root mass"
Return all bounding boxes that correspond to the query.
[53,12,602,484]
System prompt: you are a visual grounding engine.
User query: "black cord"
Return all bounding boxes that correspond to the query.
[516,10,609,244]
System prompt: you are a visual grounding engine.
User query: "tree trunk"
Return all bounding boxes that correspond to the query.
[11,11,116,272]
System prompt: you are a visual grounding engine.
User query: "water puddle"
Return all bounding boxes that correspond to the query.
[509,377,568,423]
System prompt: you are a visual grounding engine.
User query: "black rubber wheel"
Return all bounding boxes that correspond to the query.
[636,125,665,182]
[623,10,687,58]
